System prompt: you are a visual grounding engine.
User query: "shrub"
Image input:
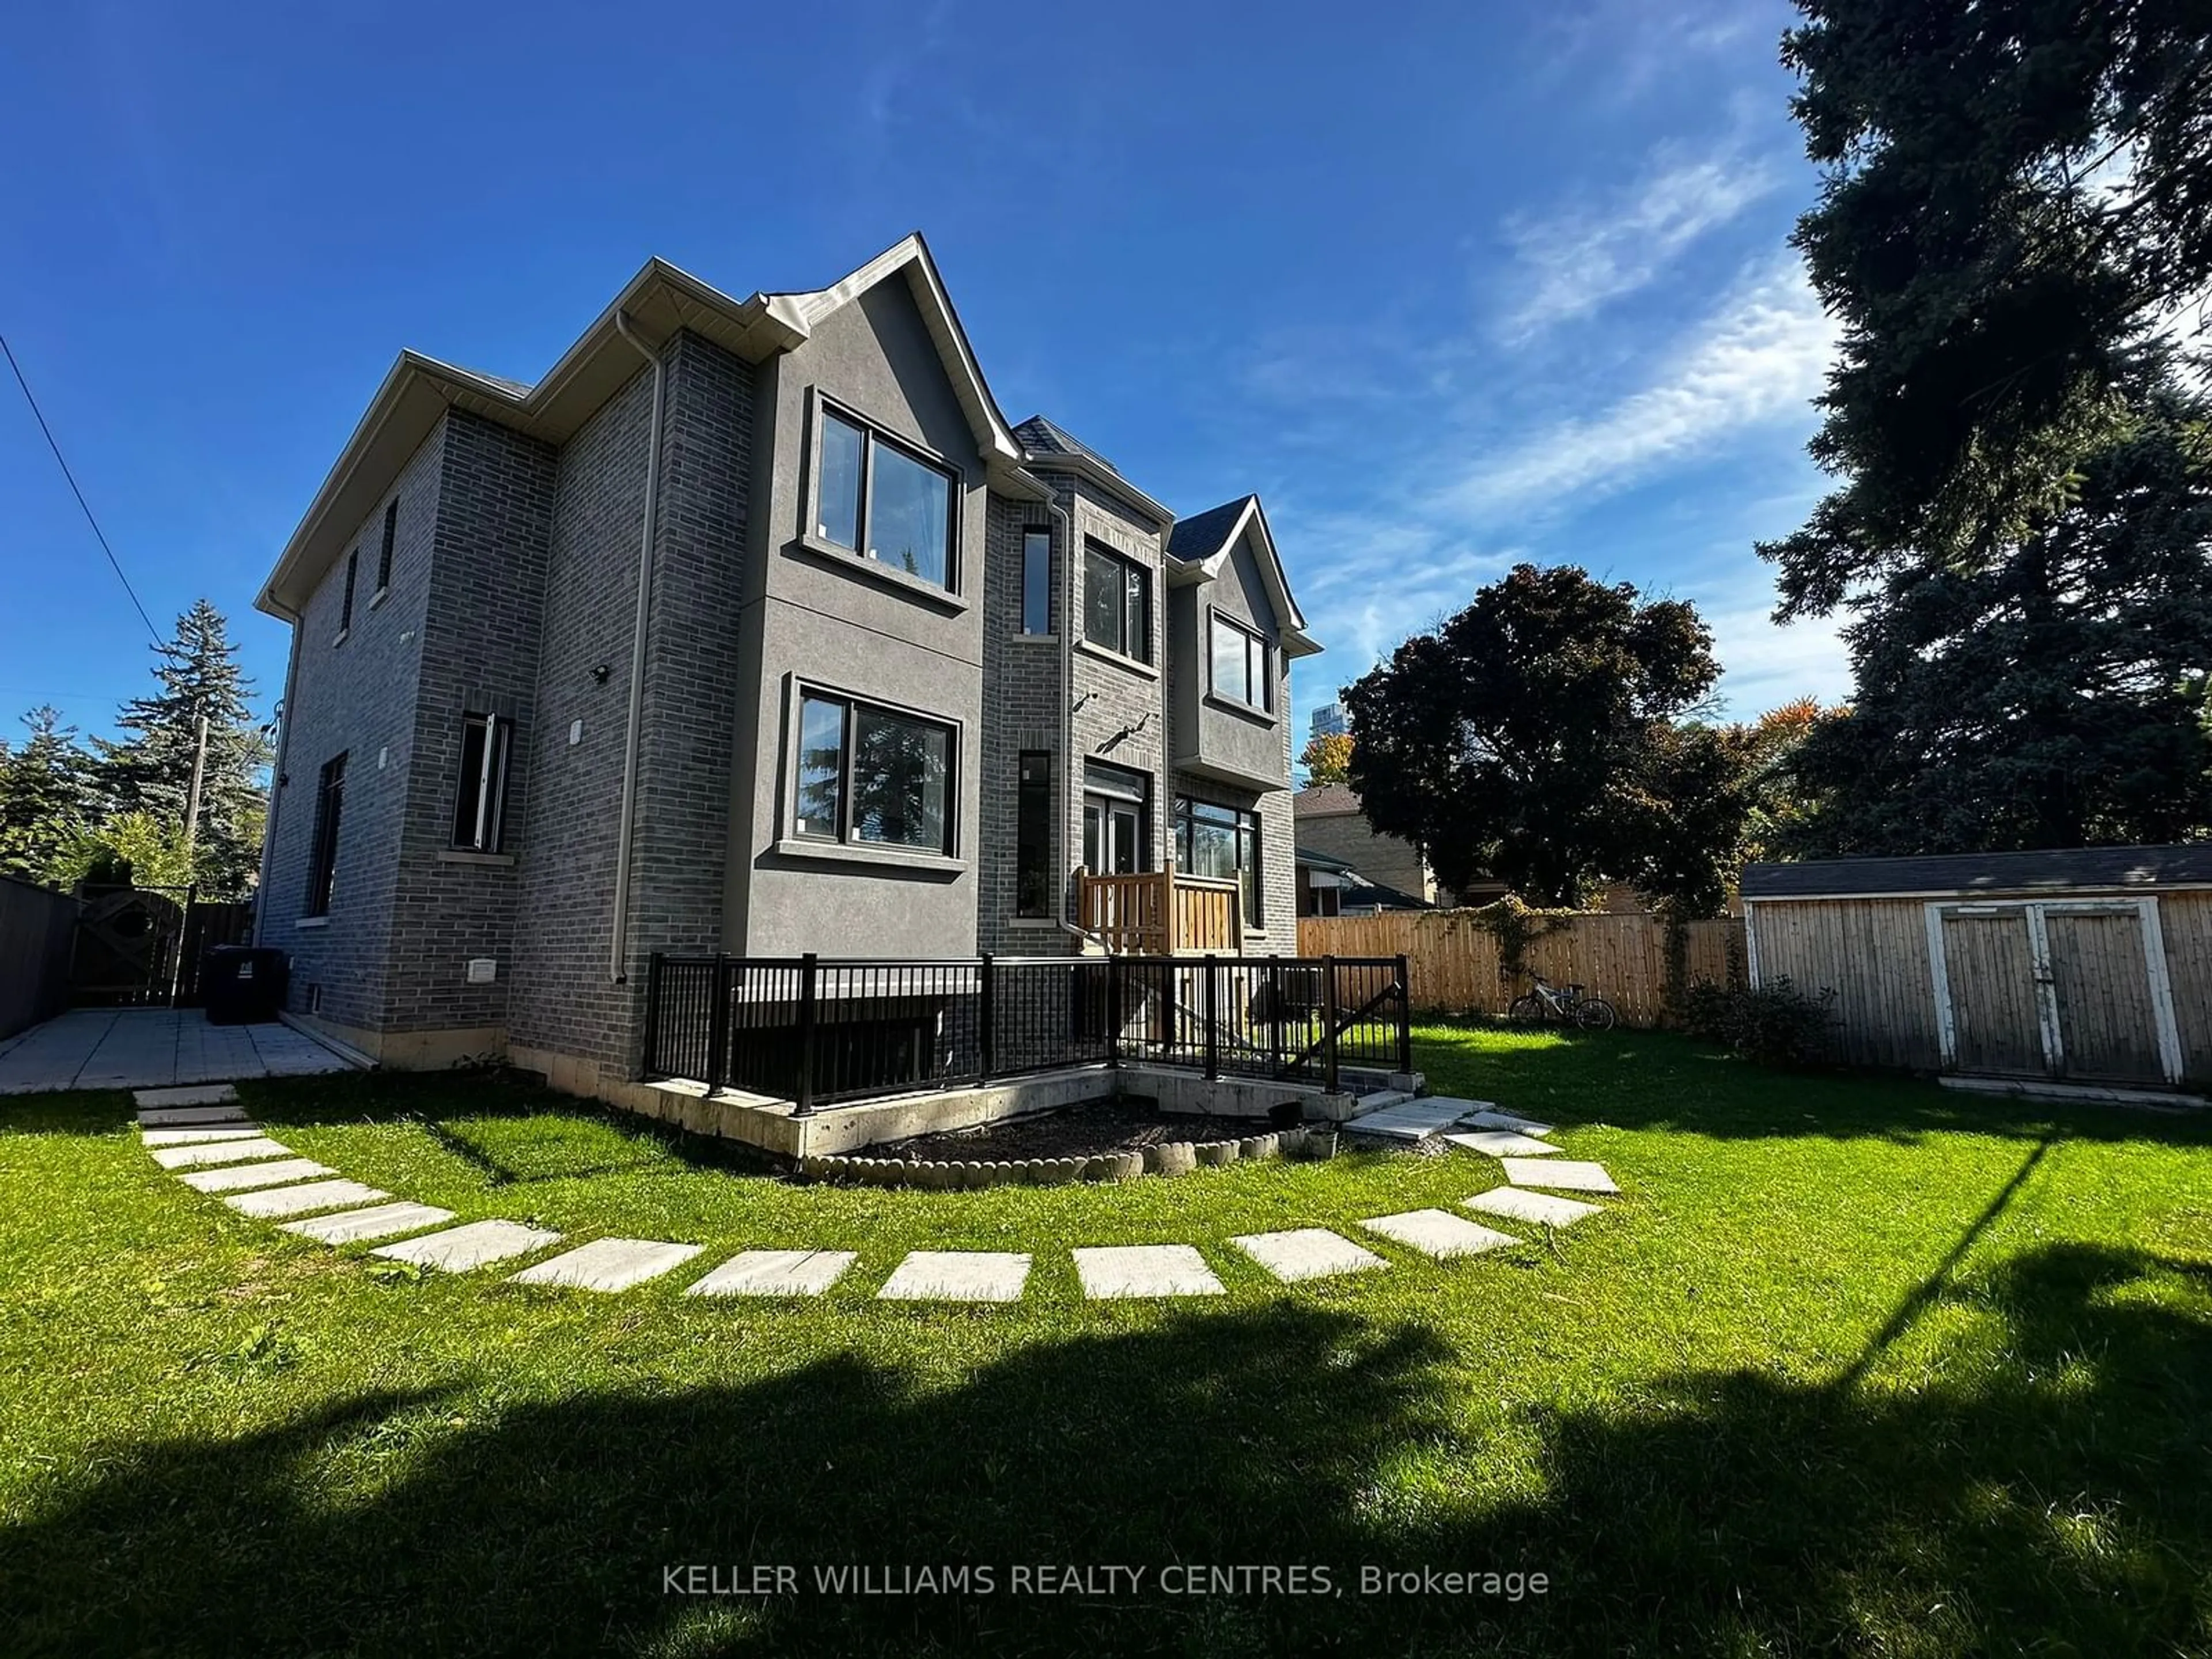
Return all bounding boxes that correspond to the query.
[1679,976,1835,1066]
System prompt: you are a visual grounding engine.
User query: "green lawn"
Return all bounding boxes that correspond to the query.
[2,1025,2208,1657]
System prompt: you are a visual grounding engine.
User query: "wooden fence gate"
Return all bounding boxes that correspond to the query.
[69,885,256,1009]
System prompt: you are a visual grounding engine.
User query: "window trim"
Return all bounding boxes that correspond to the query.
[450,711,514,854]
[305,752,347,918]
[1207,607,1274,715]
[1081,540,1152,665]
[802,391,963,600]
[788,680,960,860]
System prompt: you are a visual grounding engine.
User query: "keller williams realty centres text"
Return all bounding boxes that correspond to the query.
[662,1563,1553,1600]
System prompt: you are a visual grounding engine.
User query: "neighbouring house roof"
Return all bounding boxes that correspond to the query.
[1293,785,1362,818]
[1294,845,1359,873]
[1164,493,1316,658]
[1294,845,1431,911]
[1741,844,2212,900]
[259,233,1029,620]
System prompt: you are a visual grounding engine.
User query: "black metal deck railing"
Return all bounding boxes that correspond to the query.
[642,952,1412,1114]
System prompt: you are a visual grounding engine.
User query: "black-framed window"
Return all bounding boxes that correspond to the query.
[1021,527,1052,634]
[1209,611,1272,712]
[339,550,358,635]
[813,406,955,590]
[1083,544,1150,662]
[451,713,513,853]
[796,689,954,853]
[305,753,347,916]
[1016,751,1052,916]
[1082,762,1150,876]
[376,500,397,594]
[1175,796,1262,927]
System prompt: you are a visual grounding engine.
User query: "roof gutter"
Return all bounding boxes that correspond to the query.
[607,311,665,984]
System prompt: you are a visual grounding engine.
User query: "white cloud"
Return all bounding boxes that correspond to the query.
[1500,143,1781,340]
[1441,256,1833,520]
[1697,599,1852,715]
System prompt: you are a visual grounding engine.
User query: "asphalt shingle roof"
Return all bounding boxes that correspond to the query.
[1014,415,1120,475]
[1167,496,1255,560]
[1741,844,2212,899]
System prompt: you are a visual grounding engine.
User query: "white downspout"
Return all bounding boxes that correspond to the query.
[609,312,665,983]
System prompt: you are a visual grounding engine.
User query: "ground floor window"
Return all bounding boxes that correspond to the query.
[796,689,954,854]
[305,753,347,916]
[1174,797,1261,927]
[1017,751,1052,916]
[1082,762,1149,876]
[451,713,513,852]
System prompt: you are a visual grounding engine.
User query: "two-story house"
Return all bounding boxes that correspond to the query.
[252,234,1317,1107]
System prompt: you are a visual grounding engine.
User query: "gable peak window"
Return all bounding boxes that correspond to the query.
[1082,543,1150,664]
[813,404,955,591]
[796,687,955,854]
[1209,611,1273,713]
[452,713,513,853]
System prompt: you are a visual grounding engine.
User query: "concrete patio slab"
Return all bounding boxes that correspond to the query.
[178,1157,334,1193]
[1463,1187,1604,1229]
[141,1126,264,1146]
[370,1219,562,1271]
[877,1251,1031,1302]
[1457,1109,1555,1136]
[685,1249,858,1298]
[1441,1130,1562,1158]
[1073,1244,1225,1298]
[1501,1158,1619,1194]
[1360,1209,1522,1260]
[1351,1098,1468,1131]
[1228,1228,1388,1283]
[136,1105,251,1128]
[225,1179,391,1219]
[133,1084,240,1108]
[0,1009,351,1095]
[510,1238,704,1292]
[1342,1116,1436,1142]
[279,1201,457,1245]
[149,1136,293,1169]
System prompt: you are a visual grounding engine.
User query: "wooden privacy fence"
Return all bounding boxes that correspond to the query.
[1296,909,1745,1028]
[0,875,78,1040]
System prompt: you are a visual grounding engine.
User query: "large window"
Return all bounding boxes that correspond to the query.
[1016,751,1052,916]
[1209,611,1272,712]
[813,407,955,590]
[1083,544,1150,662]
[1175,797,1262,927]
[451,713,513,853]
[1021,527,1052,634]
[1082,763,1149,876]
[305,753,347,916]
[796,690,953,854]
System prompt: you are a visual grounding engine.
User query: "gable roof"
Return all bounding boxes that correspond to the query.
[1013,415,1120,474]
[1165,493,1317,658]
[1013,412,1173,527]
[259,233,1021,619]
[1741,844,2212,899]
[1293,785,1362,818]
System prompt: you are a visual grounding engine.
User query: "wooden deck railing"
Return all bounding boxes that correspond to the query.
[1076,865,1243,954]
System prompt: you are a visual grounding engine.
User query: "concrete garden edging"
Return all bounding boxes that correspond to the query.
[797,1127,1328,1191]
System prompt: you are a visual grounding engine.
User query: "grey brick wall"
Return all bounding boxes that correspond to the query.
[976,492,1066,954]
[263,419,449,1031]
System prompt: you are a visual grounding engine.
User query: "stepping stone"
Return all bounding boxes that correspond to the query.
[179,1157,334,1194]
[134,1084,238,1108]
[1361,1209,1522,1260]
[150,1137,293,1169]
[1464,1187,1604,1229]
[1353,1099,1466,1131]
[141,1126,264,1146]
[1228,1228,1387,1283]
[1343,1116,1435,1142]
[1441,1129,1562,1158]
[1501,1158,1619,1195]
[1073,1244,1225,1299]
[225,1179,391,1219]
[372,1219,562,1272]
[877,1251,1030,1302]
[510,1237,703,1292]
[1458,1109,1555,1136]
[685,1249,858,1298]
[137,1106,251,1128]
[281,1201,457,1245]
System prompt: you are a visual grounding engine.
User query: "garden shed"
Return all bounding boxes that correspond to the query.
[1741,846,2212,1092]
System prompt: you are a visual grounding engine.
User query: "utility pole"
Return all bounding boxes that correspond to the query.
[183,711,210,853]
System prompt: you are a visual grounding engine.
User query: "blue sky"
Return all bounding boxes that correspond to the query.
[0,0,1844,752]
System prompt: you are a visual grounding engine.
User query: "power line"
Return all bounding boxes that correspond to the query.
[0,332,162,645]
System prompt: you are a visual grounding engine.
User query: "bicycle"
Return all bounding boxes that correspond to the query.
[1506,972,1618,1032]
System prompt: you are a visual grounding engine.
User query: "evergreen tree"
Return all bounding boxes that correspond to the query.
[94,600,274,896]
[0,706,93,887]
[1763,0,2212,853]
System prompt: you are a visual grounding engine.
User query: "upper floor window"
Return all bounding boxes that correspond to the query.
[796,688,954,854]
[1021,528,1052,634]
[338,549,358,638]
[1083,544,1150,663]
[305,752,347,916]
[452,712,513,853]
[1209,612,1273,713]
[375,500,398,596]
[815,407,955,590]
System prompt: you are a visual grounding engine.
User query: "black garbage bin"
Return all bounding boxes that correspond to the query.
[202,946,289,1025]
